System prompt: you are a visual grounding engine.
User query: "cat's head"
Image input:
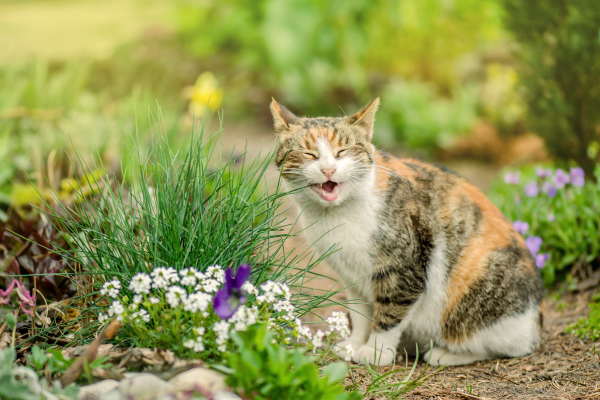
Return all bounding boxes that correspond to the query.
[270,98,379,206]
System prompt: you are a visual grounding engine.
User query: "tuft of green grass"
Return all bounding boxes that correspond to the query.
[30,113,339,346]
[345,345,441,399]
[568,299,600,342]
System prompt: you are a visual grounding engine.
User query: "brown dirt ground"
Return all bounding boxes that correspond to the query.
[342,291,600,400]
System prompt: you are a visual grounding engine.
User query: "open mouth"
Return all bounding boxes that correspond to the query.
[309,181,341,201]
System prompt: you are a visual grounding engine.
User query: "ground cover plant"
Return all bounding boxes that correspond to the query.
[489,164,600,286]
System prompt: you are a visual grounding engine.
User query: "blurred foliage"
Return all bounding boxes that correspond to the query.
[0,60,187,216]
[178,0,507,151]
[501,0,600,178]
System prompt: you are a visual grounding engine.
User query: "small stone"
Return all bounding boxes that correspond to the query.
[79,379,120,400]
[119,373,173,400]
[168,367,228,394]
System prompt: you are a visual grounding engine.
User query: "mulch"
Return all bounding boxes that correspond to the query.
[346,290,600,400]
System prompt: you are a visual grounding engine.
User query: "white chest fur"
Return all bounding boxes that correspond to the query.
[297,193,381,302]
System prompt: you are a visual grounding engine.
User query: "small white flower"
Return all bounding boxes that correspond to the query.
[241,281,259,296]
[149,296,160,304]
[182,292,212,313]
[98,312,108,324]
[165,286,187,308]
[343,344,355,362]
[179,268,198,287]
[206,265,225,284]
[129,273,152,294]
[101,280,121,298]
[326,311,350,339]
[151,267,171,290]
[312,329,325,351]
[202,278,220,293]
[133,295,143,304]
[183,339,195,349]
[194,326,206,336]
[217,344,227,352]
[108,300,124,317]
[138,308,150,323]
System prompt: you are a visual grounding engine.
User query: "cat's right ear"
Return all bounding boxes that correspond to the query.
[270,99,298,133]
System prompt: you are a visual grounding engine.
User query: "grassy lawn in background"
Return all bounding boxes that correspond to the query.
[0,0,176,63]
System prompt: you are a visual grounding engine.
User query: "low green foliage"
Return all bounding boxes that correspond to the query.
[217,323,361,400]
[568,297,600,342]
[489,165,600,286]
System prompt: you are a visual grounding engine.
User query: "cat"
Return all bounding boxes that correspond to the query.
[270,98,544,366]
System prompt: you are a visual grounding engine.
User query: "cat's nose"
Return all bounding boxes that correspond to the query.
[321,168,336,180]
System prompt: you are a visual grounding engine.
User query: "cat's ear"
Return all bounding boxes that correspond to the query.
[348,98,380,140]
[270,99,298,133]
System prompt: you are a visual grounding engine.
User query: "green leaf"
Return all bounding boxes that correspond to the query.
[27,346,48,371]
[323,362,348,385]
[4,313,16,330]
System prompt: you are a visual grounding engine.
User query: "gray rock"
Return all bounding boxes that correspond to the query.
[168,367,227,394]
[118,373,173,400]
[98,389,126,400]
[79,380,119,400]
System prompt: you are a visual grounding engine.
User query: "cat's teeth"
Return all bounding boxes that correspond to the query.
[317,183,322,188]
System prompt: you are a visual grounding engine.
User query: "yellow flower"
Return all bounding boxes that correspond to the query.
[186,71,223,115]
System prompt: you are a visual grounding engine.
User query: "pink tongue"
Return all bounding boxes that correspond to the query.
[322,181,336,192]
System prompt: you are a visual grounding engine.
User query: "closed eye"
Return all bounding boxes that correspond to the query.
[305,152,318,159]
[336,149,347,158]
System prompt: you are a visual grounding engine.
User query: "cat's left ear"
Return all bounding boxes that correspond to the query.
[348,98,380,140]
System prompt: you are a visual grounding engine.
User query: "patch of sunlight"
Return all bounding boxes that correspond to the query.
[0,0,177,64]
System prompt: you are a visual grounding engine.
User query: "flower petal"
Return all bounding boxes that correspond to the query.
[232,264,251,290]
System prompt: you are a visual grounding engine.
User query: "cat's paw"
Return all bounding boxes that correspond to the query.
[423,347,482,366]
[353,344,397,366]
[333,339,362,361]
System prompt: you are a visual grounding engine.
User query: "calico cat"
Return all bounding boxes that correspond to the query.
[270,98,544,366]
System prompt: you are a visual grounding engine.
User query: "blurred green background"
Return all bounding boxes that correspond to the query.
[0,0,598,215]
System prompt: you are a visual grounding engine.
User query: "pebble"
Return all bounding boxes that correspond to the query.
[118,373,173,400]
[79,379,120,400]
[168,367,228,393]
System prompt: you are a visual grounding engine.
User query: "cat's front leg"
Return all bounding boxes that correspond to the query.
[353,302,407,366]
[334,290,373,360]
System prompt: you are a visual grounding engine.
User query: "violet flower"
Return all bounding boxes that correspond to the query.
[504,171,520,185]
[542,182,557,198]
[570,167,585,187]
[213,264,251,320]
[536,167,552,178]
[513,221,529,235]
[535,253,550,269]
[552,169,570,189]
[524,182,539,197]
[548,213,555,222]
[525,236,543,257]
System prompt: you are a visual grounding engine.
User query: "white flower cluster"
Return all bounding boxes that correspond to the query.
[100,279,121,298]
[325,311,351,339]
[98,264,350,359]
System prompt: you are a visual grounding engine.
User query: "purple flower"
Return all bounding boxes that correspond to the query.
[524,182,539,197]
[213,264,251,320]
[525,236,543,256]
[536,167,553,178]
[548,213,555,222]
[504,171,520,185]
[0,280,35,316]
[552,169,570,189]
[513,220,529,235]
[535,253,550,268]
[542,182,557,198]
[570,167,585,187]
